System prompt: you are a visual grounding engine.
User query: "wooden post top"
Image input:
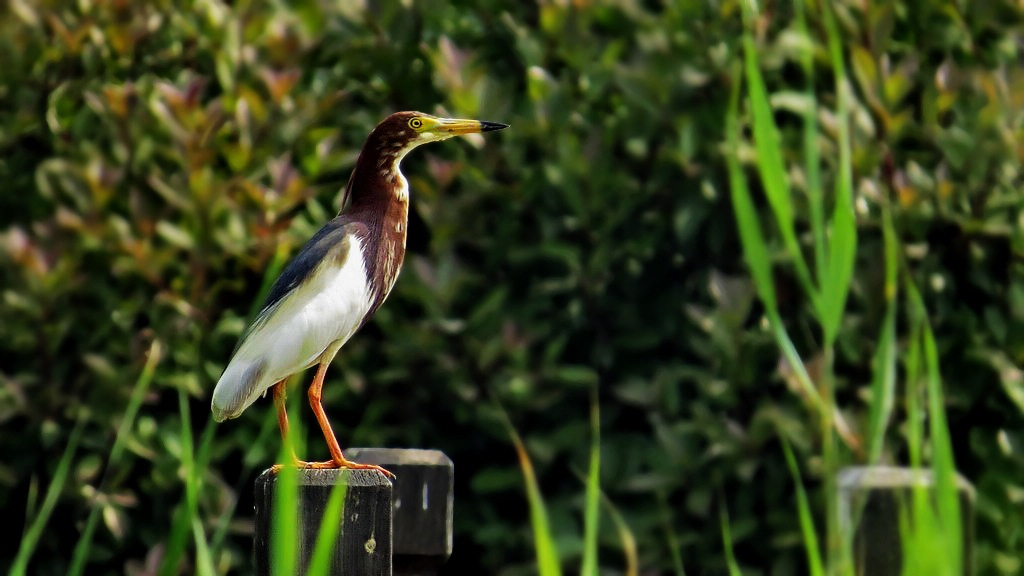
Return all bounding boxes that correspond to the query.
[838,465,975,576]
[838,465,975,495]
[254,467,393,576]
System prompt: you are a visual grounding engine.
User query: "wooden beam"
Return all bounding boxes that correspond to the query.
[347,448,454,575]
[254,468,393,576]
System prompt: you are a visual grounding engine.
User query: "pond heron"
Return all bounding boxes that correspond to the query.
[212,111,508,477]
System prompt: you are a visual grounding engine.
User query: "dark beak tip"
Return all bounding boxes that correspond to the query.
[480,121,510,132]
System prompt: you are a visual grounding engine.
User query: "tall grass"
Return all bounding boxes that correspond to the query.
[10,416,86,576]
[727,0,853,567]
[500,389,639,576]
[726,1,965,575]
[509,3,965,569]
[67,338,163,576]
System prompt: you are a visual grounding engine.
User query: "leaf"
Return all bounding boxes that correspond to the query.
[156,221,195,250]
[103,504,127,540]
[987,351,1024,415]
[550,365,598,388]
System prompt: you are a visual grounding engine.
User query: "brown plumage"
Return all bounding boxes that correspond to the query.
[342,113,417,318]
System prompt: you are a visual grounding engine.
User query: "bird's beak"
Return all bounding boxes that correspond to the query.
[431,117,509,136]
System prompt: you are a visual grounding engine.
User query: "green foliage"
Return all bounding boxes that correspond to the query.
[1,0,1022,575]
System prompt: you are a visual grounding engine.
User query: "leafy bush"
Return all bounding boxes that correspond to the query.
[1,0,1021,574]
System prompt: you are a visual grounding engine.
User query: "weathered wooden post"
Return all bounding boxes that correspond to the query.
[254,468,393,576]
[347,448,454,575]
[253,448,454,576]
[838,466,975,576]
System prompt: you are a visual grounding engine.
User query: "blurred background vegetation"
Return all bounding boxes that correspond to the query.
[1,0,1022,574]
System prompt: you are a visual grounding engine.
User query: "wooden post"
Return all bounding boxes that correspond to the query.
[346,448,454,576]
[254,468,393,576]
[838,466,975,576]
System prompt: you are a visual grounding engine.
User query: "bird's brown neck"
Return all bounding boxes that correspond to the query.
[342,149,409,318]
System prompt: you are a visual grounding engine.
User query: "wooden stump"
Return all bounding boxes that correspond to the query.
[347,448,454,575]
[838,466,975,576]
[254,468,393,576]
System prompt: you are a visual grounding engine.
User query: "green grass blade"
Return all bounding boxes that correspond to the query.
[901,311,927,574]
[743,33,821,314]
[795,0,826,283]
[657,490,687,576]
[719,501,743,576]
[179,387,216,576]
[68,339,162,576]
[514,433,562,576]
[781,438,824,576]
[819,0,858,345]
[305,479,350,576]
[918,291,963,573]
[598,486,638,576]
[160,500,192,576]
[903,276,963,575]
[10,416,86,576]
[191,517,215,575]
[865,202,899,463]
[580,388,601,576]
[727,60,778,315]
[159,389,219,576]
[729,56,839,436]
[496,402,562,576]
[770,316,827,412]
[272,464,299,574]
[904,317,924,470]
[866,304,896,463]
[272,399,304,575]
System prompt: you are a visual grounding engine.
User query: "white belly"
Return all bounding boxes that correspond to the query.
[211,237,372,420]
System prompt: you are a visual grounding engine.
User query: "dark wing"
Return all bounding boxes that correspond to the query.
[213,216,372,420]
[262,217,367,314]
[234,217,368,351]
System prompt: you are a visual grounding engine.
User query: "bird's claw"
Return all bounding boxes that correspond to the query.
[270,458,395,479]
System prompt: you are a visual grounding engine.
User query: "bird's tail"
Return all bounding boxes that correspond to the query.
[211,359,268,422]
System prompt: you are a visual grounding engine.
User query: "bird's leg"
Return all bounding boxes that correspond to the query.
[273,378,292,443]
[306,360,395,478]
[269,378,305,473]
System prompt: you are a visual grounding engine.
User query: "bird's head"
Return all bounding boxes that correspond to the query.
[369,111,508,160]
[344,110,507,208]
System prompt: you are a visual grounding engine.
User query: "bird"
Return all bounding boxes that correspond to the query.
[211,111,508,477]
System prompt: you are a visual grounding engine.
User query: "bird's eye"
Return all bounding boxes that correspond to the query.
[408,118,423,129]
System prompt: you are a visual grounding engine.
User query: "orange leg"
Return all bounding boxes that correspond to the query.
[273,378,291,443]
[270,378,304,472]
[306,361,394,478]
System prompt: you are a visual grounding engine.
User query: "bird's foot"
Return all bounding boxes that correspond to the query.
[270,458,395,479]
[329,458,396,479]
